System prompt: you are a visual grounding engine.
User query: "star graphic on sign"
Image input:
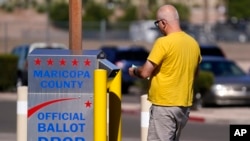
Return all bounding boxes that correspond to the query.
[84,59,91,66]
[59,58,66,66]
[34,58,41,66]
[85,100,92,108]
[72,59,78,66]
[47,58,54,66]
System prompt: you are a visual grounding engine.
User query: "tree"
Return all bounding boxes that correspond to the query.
[83,2,113,22]
[171,3,190,22]
[118,5,138,22]
[228,0,250,20]
[49,1,69,22]
[48,1,69,29]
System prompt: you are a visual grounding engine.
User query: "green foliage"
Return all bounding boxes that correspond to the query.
[228,0,250,20]
[48,1,69,29]
[36,4,47,13]
[0,3,14,12]
[133,79,149,93]
[147,7,158,19]
[49,1,69,22]
[0,54,18,91]
[171,3,190,22]
[194,71,214,94]
[118,5,138,22]
[83,2,113,22]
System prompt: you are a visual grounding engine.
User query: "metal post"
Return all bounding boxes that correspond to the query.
[4,22,8,53]
[94,69,107,141]
[69,0,82,51]
[109,70,122,141]
[46,0,51,44]
[17,86,28,141]
[100,20,106,42]
[141,94,151,141]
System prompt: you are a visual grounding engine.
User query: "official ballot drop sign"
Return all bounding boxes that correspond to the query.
[28,49,97,141]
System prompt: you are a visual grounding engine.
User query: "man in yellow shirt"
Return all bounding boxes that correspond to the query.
[129,4,202,141]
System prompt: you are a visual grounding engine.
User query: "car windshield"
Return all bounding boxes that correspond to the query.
[200,60,246,77]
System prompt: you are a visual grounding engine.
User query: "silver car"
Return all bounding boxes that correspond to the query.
[198,56,250,107]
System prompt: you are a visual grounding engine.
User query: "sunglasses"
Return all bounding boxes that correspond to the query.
[154,19,164,27]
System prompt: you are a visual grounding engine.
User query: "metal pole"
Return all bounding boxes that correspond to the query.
[4,22,8,53]
[109,70,122,141]
[141,94,151,141]
[94,69,107,141]
[17,86,28,141]
[46,0,51,44]
[69,0,82,51]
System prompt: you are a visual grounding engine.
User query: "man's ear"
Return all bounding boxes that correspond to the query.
[162,21,167,29]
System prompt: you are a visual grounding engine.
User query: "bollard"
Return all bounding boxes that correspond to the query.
[94,69,107,141]
[141,94,151,141]
[109,70,122,141]
[17,86,28,141]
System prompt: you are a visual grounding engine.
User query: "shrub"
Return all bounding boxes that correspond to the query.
[0,54,18,91]
[83,2,113,22]
[194,71,214,94]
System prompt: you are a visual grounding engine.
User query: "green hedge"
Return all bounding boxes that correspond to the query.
[194,71,214,95]
[0,54,18,91]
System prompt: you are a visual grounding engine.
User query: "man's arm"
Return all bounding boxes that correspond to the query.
[129,60,157,79]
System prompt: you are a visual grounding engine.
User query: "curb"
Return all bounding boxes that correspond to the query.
[2,93,250,124]
[0,93,16,101]
[188,116,205,123]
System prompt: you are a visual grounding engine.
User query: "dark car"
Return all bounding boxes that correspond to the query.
[200,44,226,57]
[100,45,149,93]
[194,56,250,108]
[11,42,68,86]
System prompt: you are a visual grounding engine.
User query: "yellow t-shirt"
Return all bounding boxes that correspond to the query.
[147,31,201,107]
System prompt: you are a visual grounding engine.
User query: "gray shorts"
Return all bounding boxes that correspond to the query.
[147,105,190,141]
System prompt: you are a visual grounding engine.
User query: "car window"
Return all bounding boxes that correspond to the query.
[200,60,246,77]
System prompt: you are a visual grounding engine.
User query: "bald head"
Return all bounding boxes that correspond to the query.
[155,4,181,34]
[157,5,179,23]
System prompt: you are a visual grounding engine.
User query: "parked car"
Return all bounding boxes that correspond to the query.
[100,45,149,93]
[11,42,68,86]
[200,44,226,57]
[195,56,250,108]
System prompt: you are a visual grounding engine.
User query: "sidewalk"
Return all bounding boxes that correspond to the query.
[121,94,250,124]
[1,92,250,125]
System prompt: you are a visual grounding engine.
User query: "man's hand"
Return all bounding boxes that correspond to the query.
[128,67,137,77]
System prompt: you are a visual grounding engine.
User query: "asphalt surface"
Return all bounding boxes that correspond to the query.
[1,92,250,141]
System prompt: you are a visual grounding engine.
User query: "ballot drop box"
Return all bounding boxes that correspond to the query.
[27,49,119,141]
